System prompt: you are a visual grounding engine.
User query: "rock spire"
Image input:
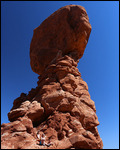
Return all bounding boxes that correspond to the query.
[1,5,103,149]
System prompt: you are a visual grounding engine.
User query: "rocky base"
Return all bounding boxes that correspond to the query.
[1,51,103,149]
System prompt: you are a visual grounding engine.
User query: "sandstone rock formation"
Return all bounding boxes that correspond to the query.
[1,5,103,149]
[30,4,91,75]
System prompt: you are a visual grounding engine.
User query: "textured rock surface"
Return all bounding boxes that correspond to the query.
[30,4,91,75]
[1,4,103,149]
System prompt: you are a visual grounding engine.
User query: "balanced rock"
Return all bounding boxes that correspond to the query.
[1,5,103,149]
[30,4,91,75]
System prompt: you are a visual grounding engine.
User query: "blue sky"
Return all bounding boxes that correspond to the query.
[1,1,119,149]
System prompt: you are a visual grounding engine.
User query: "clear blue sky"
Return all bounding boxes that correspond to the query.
[1,1,119,149]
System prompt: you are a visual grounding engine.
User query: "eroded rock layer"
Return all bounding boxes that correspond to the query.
[1,51,103,149]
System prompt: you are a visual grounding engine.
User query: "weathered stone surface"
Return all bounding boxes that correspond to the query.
[8,98,44,123]
[1,53,103,149]
[1,4,103,149]
[1,117,37,149]
[30,4,91,75]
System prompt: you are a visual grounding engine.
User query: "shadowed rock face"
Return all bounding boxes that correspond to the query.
[1,5,103,149]
[30,5,91,75]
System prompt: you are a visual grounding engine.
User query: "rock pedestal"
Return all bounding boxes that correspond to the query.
[1,5,103,149]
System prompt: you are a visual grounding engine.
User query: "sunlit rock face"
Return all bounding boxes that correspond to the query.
[1,5,103,149]
[30,4,91,75]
